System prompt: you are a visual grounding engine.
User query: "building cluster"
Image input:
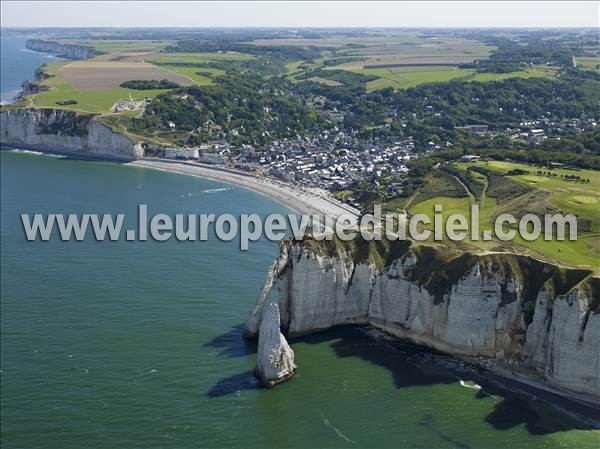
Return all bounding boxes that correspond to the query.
[112,95,148,113]
[235,130,416,191]
[157,111,597,199]
[505,117,598,144]
[160,127,419,194]
[163,143,230,164]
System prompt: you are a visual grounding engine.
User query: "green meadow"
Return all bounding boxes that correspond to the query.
[360,67,475,91]
[31,56,229,113]
[575,56,600,72]
[151,65,224,85]
[146,52,254,64]
[341,65,557,91]
[32,62,166,113]
[403,161,599,269]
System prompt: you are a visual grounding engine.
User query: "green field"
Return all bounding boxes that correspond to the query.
[144,52,251,84]
[468,66,557,82]
[469,160,600,230]
[338,65,557,91]
[146,52,254,64]
[358,67,475,91]
[30,54,231,113]
[274,33,496,87]
[285,60,307,80]
[24,43,257,113]
[31,62,166,113]
[152,64,224,85]
[404,161,600,269]
[575,56,600,72]
[254,33,493,66]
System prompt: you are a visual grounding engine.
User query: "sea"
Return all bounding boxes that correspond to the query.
[0,35,61,104]
[1,35,598,448]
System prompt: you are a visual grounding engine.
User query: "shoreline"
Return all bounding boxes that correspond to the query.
[358,327,600,427]
[1,146,360,219]
[130,158,360,219]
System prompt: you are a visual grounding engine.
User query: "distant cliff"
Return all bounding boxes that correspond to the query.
[245,238,600,400]
[1,108,143,160]
[26,39,102,60]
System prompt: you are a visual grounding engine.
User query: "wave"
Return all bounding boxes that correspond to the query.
[317,409,357,445]
[1,88,22,105]
[458,379,482,391]
[18,48,61,60]
[8,149,62,158]
[9,149,44,155]
[202,187,232,194]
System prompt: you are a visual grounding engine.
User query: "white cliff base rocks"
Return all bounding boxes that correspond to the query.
[245,239,600,400]
[1,108,143,160]
[255,302,297,388]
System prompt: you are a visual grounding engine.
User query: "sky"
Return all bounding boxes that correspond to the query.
[1,1,598,28]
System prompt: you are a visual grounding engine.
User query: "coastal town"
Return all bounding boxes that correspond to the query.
[156,113,598,204]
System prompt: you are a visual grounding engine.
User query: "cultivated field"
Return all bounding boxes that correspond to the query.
[251,33,492,59]
[350,65,558,91]
[27,44,252,112]
[150,65,223,85]
[575,56,600,72]
[355,66,475,91]
[32,61,168,113]
[276,33,557,91]
[59,61,194,90]
[145,52,254,64]
[142,53,237,85]
[267,34,492,62]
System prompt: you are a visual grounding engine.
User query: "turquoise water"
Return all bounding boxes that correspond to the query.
[0,35,60,104]
[2,151,598,448]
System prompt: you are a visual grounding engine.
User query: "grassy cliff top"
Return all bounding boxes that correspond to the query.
[391,161,600,269]
[288,235,599,308]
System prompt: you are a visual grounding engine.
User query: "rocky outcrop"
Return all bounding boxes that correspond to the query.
[1,108,143,160]
[255,303,297,387]
[245,238,600,399]
[244,246,290,337]
[26,39,102,60]
[19,81,49,97]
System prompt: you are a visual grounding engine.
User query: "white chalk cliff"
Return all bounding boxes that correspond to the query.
[246,239,599,399]
[26,39,102,60]
[1,108,143,160]
[255,302,297,387]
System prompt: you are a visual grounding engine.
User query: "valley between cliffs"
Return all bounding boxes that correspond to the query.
[245,237,600,405]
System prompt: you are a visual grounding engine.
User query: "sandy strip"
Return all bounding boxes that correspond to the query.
[130,158,360,221]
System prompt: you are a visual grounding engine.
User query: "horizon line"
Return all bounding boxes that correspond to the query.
[3,25,599,29]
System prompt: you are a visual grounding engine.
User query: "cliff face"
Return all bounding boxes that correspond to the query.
[245,239,600,399]
[26,39,102,60]
[1,108,143,160]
